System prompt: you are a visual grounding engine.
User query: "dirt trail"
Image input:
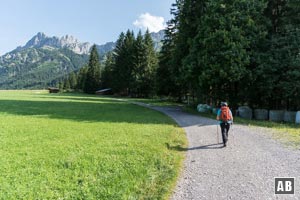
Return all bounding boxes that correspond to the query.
[135,103,300,200]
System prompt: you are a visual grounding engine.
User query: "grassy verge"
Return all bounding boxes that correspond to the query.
[0,91,187,199]
[120,96,184,107]
[233,116,300,148]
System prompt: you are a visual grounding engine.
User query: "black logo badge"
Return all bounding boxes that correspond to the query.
[275,177,295,194]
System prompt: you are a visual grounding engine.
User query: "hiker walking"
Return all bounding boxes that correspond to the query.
[216,102,233,147]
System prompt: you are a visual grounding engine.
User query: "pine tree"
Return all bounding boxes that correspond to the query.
[112,30,136,95]
[64,78,71,90]
[194,0,265,105]
[110,32,125,93]
[76,65,88,90]
[132,30,146,96]
[253,0,300,109]
[103,30,158,97]
[143,29,158,97]
[83,45,101,94]
[156,1,181,98]
[68,72,77,89]
[58,81,64,91]
[102,52,115,89]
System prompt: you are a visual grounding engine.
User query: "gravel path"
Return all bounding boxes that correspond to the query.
[134,103,300,200]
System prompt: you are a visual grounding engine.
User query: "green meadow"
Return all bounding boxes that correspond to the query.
[0,91,186,199]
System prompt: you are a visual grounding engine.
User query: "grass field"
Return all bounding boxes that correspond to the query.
[0,91,187,199]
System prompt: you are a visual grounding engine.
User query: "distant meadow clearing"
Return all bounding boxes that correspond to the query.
[0,90,186,199]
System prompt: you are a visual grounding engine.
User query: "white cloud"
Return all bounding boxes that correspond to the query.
[133,13,165,32]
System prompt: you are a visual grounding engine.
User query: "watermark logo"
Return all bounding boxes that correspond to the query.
[275,177,295,195]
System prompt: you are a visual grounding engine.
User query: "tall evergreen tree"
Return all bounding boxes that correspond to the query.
[76,65,88,90]
[252,0,300,109]
[68,72,77,89]
[143,30,158,97]
[132,30,146,96]
[64,78,71,90]
[101,52,115,89]
[156,1,182,98]
[203,1,266,106]
[129,30,159,97]
[112,30,136,95]
[110,32,125,93]
[83,45,101,94]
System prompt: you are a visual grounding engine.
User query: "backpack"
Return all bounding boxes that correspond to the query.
[220,106,231,122]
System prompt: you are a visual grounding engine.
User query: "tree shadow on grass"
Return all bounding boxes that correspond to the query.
[39,94,116,103]
[0,99,173,125]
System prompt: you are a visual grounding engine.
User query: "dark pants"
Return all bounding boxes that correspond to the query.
[220,122,230,145]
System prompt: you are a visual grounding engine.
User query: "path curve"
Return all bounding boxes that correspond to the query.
[134,103,300,200]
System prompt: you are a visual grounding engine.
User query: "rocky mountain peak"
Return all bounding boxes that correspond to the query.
[24,32,47,48]
[60,34,77,45]
[37,32,46,38]
[22,32,91,55]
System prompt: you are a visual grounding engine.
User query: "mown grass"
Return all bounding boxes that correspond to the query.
[0,90,187,199]
[121,97,184,107]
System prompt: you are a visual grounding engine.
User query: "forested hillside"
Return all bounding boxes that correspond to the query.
[0,47,88,89]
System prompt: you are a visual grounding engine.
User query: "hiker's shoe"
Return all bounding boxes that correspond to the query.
[223,143,227,147]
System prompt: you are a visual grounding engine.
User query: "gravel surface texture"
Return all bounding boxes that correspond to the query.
[134,103,300,200]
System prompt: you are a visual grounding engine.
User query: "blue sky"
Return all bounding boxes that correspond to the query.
[0,0,175,55]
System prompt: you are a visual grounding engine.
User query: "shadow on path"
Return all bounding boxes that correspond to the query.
[166,143,224,151]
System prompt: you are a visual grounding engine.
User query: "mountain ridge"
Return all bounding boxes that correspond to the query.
[1,30,165,57]
[15,32,92,55]
[0,30,165,89]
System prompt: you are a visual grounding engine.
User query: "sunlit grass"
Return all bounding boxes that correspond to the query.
[0,90,187,199]
[234,117,300,148]
[121,96,184,107]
